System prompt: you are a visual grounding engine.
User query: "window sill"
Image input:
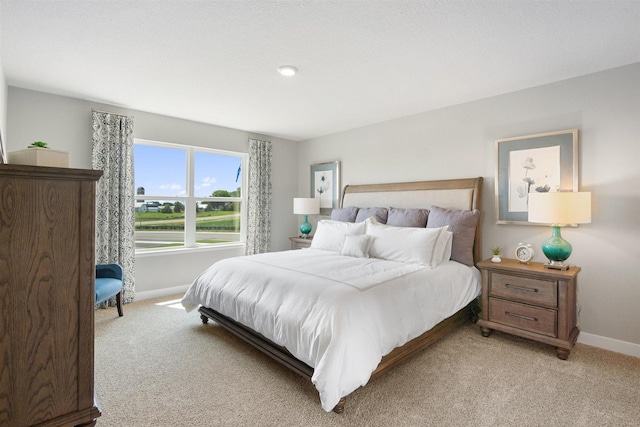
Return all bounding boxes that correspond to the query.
[135,242,246,258]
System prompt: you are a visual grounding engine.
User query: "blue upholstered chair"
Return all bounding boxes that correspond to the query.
[95,263,124,317]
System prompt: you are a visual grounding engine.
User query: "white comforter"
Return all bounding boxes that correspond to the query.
[181,249,481,411]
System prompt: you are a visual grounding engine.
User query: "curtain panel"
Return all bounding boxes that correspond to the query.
[92,111,136,304]
[246,138,272,255]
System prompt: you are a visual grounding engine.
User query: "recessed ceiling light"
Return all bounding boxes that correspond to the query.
[277,65,298,77]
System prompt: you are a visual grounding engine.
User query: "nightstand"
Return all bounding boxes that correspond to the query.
[476,258,580,360]
[289,236,313,249]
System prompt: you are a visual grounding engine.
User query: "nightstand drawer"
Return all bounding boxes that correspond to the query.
[490,273,557,307]
[489,298,557,337]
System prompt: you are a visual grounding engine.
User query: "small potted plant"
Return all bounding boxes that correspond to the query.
[491,246,502,263]
[29,141,49,149]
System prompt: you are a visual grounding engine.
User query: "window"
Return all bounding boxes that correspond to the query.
[134,139,246,251]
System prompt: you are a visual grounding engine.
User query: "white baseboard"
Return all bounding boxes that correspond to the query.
[134,285,640,359]
[578,332,640,358]
[134,284,190,302]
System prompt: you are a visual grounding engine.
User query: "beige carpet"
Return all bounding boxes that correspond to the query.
[94,295,640,426]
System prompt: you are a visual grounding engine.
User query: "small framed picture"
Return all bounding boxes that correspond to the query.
[495,129,578,224]
[310,161,340,215]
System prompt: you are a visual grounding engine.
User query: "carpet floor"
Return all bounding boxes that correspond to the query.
[94,294,640,426]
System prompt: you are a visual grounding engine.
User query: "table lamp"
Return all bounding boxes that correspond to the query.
[528,192,591,270]
[293,197,320,238]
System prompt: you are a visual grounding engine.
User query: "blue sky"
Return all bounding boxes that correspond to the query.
[134,144,242,198]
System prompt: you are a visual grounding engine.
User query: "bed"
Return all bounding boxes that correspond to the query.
[181,177,483,413]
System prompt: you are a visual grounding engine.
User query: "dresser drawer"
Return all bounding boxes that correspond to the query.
[489,298,557,337]
[490,273,557,307]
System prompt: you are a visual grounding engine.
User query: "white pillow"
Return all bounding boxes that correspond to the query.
[310,220,366,252]
[439,230,453,264]
[341,234,373,258]
[365,218,450,267]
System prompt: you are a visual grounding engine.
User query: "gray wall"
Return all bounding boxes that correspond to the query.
[6,87,299,295]
[5,64,639,353]
[0,3,7,143]
[0,64,6,155]
[298,63,640,351]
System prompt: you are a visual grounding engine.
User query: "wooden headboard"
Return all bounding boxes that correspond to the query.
[341,177,484,264]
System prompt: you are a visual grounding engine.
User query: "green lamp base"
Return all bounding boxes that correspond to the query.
[542,225,572,270]
[299,215,312,237]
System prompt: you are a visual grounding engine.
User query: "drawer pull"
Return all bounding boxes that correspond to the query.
[505,283,538,293]
[505,311,538,322]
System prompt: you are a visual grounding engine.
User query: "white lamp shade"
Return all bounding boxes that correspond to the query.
[528,192,591,225]
[293,197,320,215]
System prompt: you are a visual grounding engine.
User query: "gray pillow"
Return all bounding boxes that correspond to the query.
[386,207,429,227]
[355,207,388,224]
[426,205,480,266]
[330,206,359,222]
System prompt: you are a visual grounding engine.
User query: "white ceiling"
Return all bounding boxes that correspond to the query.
[2,1,640,141]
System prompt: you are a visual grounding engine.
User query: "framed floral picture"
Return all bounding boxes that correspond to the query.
[495,129,578,224]
[310,161,340,215]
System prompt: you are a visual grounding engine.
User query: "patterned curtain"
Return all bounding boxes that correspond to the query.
[92,111,136,304]
[246,138,272,255]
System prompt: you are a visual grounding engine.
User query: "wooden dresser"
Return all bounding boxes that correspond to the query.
[476,258,580,360]
[0,164,102,426]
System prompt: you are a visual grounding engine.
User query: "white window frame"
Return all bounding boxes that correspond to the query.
[134,138,247,253]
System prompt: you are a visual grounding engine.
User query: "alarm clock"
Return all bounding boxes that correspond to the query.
[515,243,534,263]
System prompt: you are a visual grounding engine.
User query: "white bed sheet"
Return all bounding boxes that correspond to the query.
[181,249,481,412]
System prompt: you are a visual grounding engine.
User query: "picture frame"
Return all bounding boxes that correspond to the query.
[495,129,578,225]
[310,160,340,215]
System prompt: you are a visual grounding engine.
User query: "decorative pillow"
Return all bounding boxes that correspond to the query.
[426,206,480,266]
[386,207,429,227]
[365,218,449,267]
[310,220,366,253]
[355,207,388,224]
[330,206,359,222]
[341,234,373,258]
